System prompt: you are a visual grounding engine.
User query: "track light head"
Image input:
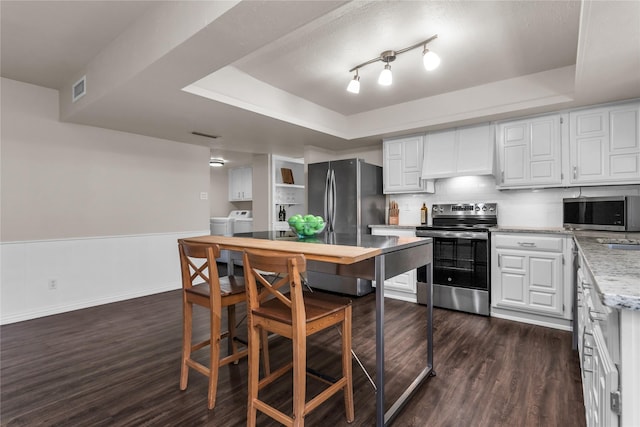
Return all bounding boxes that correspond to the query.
[378,63,392,86]
[347,71,360,94]
[423,48,441,71]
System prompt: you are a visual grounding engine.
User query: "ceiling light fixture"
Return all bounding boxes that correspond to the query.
[209,158,225,167]
[347,34,439,93]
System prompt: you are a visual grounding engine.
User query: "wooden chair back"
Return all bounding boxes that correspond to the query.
[179,241,221,292]
[243,249,306,321]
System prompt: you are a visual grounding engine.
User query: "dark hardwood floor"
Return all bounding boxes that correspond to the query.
[1,284,585,426]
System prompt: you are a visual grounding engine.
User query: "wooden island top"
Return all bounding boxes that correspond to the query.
[182,231,428,265]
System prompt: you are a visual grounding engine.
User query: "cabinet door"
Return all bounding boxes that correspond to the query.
[609,104,640,180]
[228,168,241,201]
[384,139,405,193]
[497,115,562,187]
[499,121,529,186]
[241,167,252,200]
[528,253,563,316]
[494,249,563,316]
[588,324,620,427]
[570,108,608,183]
[401,135,424,190]
[423,130,456,177]
[456,124,493,176]
[383,136,427,193]
[229,167,252,201]
[495,250,528,309]
[529,117,562,185]
[570,102,640,184]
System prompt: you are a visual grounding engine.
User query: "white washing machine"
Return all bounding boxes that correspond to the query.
[234,218,254,234]
[209,210,252,262]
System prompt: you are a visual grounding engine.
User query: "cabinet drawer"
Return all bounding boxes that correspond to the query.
[494,234,563,252]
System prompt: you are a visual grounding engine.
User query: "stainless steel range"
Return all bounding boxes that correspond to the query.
[416,202,497,316]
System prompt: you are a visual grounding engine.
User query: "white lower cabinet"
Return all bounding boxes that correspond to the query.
[370,226,417,303]
[491,232,573,329]
[576,252,621,427]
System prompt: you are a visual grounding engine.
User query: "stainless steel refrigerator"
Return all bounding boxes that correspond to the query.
[306,158,385,295]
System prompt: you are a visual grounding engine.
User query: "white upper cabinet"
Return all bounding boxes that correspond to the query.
[422,123,494,179]
[496,114,563,188]
[569,101,640,185]
[422,130,456,177]
[228,166,252,201]
[457,124,495,175]
[383,135,434,194]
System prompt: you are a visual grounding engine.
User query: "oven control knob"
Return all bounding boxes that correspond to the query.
[475,206,480,211]
[482,206,487,211]
[489,207,495,211]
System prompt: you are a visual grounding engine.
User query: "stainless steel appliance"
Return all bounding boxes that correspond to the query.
[563,196,640,231]
[306,158,385,295]
[416,202,497,316]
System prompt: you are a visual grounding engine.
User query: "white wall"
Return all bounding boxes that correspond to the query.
[388,175,640,226]
[1,78,210,324]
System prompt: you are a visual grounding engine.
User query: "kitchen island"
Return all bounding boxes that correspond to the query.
[182,231,434,426]
[573,230,640,427]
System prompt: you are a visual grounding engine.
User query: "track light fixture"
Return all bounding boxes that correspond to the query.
[346,34,439,93]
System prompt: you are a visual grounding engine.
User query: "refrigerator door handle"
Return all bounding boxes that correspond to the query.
[324,169,331,226]
[330,169,337,232]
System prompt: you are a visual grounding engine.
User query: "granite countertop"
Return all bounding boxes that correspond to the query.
[573,230,640,311]
[490,226,573,235]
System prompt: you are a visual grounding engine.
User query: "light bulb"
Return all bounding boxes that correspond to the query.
[378,64,392,86]
[347,74,360,94]
[423,49,441,71]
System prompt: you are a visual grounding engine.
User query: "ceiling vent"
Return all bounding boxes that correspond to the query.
[72,76,86,102]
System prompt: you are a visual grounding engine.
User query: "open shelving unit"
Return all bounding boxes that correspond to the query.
[272,155,305,231]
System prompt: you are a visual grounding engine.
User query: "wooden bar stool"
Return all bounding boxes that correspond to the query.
[177,240,269,409]
[242,249,354,426]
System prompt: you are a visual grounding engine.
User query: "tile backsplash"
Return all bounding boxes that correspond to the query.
[387,176,640,227]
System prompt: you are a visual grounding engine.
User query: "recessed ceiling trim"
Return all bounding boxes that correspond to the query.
[183,66,351,139]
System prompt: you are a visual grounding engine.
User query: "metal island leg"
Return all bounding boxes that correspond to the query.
[374,246,434,426]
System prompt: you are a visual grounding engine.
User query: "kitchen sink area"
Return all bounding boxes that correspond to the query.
[596,237,640,250]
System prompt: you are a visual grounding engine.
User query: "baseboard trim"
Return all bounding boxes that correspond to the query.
[491,310,572,331]
[1,282,180,325]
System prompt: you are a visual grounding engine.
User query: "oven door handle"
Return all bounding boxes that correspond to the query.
[416,230,488,240]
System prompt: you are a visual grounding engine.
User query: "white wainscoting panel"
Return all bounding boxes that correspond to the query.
[0,230,208,324]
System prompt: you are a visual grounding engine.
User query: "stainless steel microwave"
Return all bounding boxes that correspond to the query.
[563,196,640,231]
